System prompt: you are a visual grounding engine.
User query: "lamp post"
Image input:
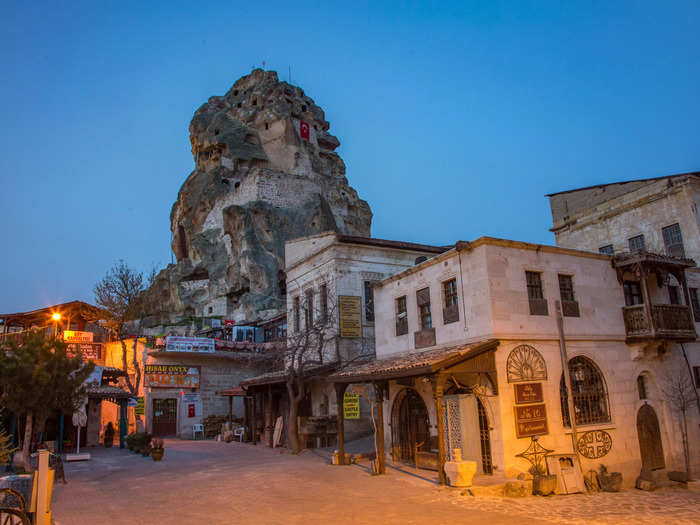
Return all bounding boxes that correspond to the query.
[52,313,61,337]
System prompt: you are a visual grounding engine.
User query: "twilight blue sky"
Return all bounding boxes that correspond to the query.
[1,1,699,312]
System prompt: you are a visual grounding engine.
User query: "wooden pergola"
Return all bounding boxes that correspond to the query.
[326,339,499,484]
[0,300,110,337]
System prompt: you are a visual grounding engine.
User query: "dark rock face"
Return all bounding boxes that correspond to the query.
[139,69,372,327]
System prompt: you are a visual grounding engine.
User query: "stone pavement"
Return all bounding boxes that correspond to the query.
[52,440,700,525]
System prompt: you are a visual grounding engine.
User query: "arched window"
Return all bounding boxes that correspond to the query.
[560,356,610,427]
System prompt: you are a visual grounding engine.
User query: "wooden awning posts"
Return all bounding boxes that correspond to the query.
[327,339,499,483]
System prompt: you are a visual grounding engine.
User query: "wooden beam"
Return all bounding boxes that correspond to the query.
[334,383,347,465]
[431,375,447,485]
[374,382,387,474]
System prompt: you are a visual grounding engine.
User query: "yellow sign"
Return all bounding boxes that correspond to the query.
[63,330,94,343]
[135,396,145,416]
[338,295,362,338]
[343,392,360,419]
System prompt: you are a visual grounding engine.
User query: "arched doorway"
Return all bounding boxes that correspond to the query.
[637,404,665,471]
[391,389,430,463]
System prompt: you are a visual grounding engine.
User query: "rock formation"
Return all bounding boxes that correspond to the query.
[138,69,372,329]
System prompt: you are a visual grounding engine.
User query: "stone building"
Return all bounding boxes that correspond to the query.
[240,232,448,446]
[328,237,700,486]
[136,69,373,332]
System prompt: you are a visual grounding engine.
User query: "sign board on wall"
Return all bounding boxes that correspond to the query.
[182,393,202,418]
[144,365,201,389]
[514,383,544,405]
[514,403,548,438]
[338,296,362,338]
[63,330,94,343]
[67,343,102,361]
[343,392,360,419]
[135,396,145,416]
[165,336,215,353]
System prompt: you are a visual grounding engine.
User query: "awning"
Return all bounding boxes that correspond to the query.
[217,386,247,397]
[241,363,338,388]
[326,339,499,383]
[86,384,132,402]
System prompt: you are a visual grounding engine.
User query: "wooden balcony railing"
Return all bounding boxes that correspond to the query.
[622,304,696,341]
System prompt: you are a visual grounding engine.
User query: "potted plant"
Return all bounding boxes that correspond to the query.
[103,423,115,448]
[151,438,165,461]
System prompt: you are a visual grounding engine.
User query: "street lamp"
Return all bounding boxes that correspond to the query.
[52,312,61,336]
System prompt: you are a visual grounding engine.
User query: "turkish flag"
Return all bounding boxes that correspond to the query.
[299,120,310,140]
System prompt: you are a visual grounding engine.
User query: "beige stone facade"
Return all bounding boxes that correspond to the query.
[371,237,700,485]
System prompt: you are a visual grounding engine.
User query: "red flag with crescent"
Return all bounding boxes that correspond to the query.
[299,120,310,140]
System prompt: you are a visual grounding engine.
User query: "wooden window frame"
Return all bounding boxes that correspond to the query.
[293,296,300,332]
[628,234,646,253]
[526,271,548,315]
[662,223,685,258]
[442,278,459,324]
[304,289,314,329]
[558,274,579,317]
[599,244,614,255]
[416,288,432,330]
[623,280,643,306]
[395,296,408,336]
[364,281,375,323]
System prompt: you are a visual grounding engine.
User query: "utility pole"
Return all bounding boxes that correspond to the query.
[555,300,581,463]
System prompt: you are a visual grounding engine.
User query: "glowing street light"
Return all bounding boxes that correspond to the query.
[52,312,61,336]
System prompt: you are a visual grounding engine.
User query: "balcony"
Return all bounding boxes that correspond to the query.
[622,304,696,342]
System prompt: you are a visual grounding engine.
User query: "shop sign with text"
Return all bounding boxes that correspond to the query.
[343,392,360,419]
[67,343,102,360]
[338,296,362,338]
[514,403,548,438]
[165,336,215,353]
[63,330,94,343]
[514,383,544,404]
[145,365,201,389]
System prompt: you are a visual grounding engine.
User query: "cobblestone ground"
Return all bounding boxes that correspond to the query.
[52,440,700,525]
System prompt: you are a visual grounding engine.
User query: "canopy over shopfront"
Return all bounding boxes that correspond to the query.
[326,339,500,483]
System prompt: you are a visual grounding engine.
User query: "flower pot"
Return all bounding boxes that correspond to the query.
[533,474,557,496]
[151,449,164,461]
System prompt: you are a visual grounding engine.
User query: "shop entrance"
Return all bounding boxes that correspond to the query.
[152,398,177,436]
[391,388,431,463]
[637,404,665,471]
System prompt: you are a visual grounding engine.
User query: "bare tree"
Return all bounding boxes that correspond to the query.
[93,260,148,401]
[661,365,698,477]
[281,289,372,454]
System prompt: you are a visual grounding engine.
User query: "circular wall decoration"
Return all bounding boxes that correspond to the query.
[577,430,613,459]
[506,345,547,383]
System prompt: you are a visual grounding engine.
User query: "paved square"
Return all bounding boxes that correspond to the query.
[52,440,700,525]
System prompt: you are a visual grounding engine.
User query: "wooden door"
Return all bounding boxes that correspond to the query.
[152,398,177,436]
[637,404,665,470]
[392,389,430,463]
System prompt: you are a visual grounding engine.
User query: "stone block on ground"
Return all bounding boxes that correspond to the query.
[503,480,532,497]
[636,477,656,491]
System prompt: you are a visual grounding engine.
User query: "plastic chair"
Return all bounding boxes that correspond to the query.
[192,424,205,440]
[233,427,246,442]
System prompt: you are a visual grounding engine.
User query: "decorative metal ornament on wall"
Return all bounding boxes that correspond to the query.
[506,345,547,383]
[576,430,613,459]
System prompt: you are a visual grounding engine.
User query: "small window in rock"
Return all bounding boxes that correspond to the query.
[265,122,269,130]
[208,306,213,314]
[233,90,239,96]
[313,125,318,130]
[237,102,241,108]
[234,181,240,189]
[252,99,257,106]
[301,105,307,112]
[214,129,220,136]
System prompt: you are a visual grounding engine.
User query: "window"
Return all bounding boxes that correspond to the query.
[364,281,375,322]
[560,356,611,427]
[694,366,700,388]
[668,285,681,305]
[690,288,700,321]
[526,271,548,315]
[304,289,314,329]
[662,223,685,258]
[599,245,614,255]
[416,288,432,330]
[320,283,328,322]
[628,235,645,253]
[293,296,300,332]
[558,274,579,317]
[637,375,648,400]
[442,278,459,324]
[395,296,408,336]
[623,281,643,306]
